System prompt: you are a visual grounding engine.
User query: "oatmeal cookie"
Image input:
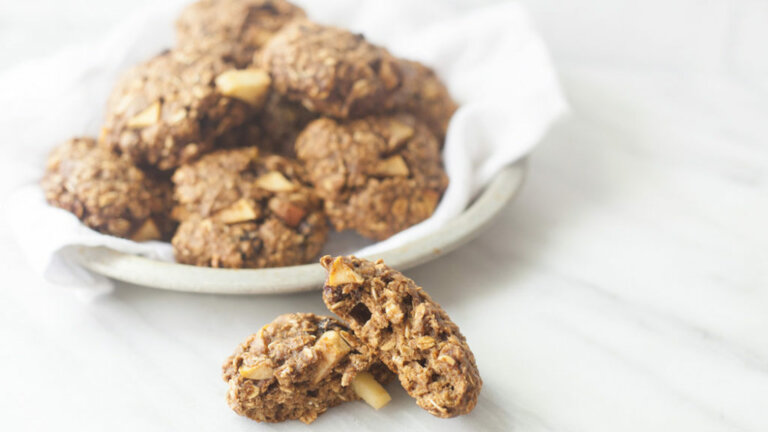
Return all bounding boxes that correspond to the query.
[222,313,393,424]
[388,59,457,140]
[102,50,269,170]
[41,137,173,241]
[321,256,482,418]
[296,114,448,240]
[171,147,327,268]
[176,0,305,68]
[258,19,402,118]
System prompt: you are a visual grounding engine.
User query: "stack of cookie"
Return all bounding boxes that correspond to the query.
[41,0,456,269]
[223,255,482,423]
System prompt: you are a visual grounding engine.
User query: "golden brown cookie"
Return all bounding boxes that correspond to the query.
[102,50,270,170]
[171,147,327,268]
[321,256,482,418]
[223,313,393,424]
[387,59,457,141]
[296,114,448,240]
[176,0,306,68]
[41,137,174,241]
[258,19,402,119]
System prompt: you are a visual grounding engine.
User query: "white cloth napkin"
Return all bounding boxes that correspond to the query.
[2,0,566,293]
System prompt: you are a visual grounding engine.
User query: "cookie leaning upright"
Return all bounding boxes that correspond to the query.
[41,137,174,241]
[222,313,392,424]
[171,147,328,268]
[101,50,271,171]
[296,114,448,240]
[320,256,482,418]
[258,19,402,118]
[176,0,306,68]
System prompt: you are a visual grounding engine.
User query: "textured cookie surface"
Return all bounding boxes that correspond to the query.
[176,0,305,67]
[171,147,327,268]
[102,50,258,170]
[259,19,401,118]
[296,114,447,240]
[387,59,457,140]
[222,313,391,424]
[41,137,173,240]
[321,256,482,418]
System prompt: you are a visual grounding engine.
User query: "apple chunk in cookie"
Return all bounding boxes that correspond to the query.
[321,255,482,418]
[222,313,392,424]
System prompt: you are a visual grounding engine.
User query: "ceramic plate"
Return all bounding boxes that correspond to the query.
[73,160,526,294]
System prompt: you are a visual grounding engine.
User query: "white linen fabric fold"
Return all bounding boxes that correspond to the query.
[2,0,566,293]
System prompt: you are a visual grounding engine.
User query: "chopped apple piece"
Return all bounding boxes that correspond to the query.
[312,330,351,383]
[239,362,273,380]
[352,372,391,410]
[126,101,161,128]
[373,155,409,177]
[131,219,161,241]
[216,199,259,224]
[387,121,414,149]
[255,171,296,192]
[215,68,271,107]
[327,257,364,286]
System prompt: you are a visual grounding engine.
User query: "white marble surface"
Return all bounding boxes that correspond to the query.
[1,0,767,431]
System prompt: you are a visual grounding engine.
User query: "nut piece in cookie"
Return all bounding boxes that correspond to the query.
[176,0,306,68]
[222,313,392,424]
[171,147,327,268]
[387,59,457,141]
[296,114,448,240]
[41,137,174,241]
[320,256,482,418]
[102,50,264,170]
[258,19,402,118]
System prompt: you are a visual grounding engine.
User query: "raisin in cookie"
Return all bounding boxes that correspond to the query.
[296,114,448,240]
[388,59,457,141]
[41,137,173,241]
[171,147,327,268]
[176,0,305,68]
[258,19,401,118]
[102,50,270,170]
[223,313,393,423]
[321,256,482,418]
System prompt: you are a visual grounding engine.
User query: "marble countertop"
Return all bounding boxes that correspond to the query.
[1,0,766,430]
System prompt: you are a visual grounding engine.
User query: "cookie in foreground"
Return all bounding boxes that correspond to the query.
[320,255,482,418]
[41,137,174,241]
[222,313,392,424]
[171,147,327,268]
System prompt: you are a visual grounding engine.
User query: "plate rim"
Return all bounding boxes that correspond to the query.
[74,160,527,295]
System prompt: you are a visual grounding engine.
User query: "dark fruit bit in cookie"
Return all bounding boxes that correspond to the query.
[320,255,482,418]
[41,137,174,241]
[222,313,393,423]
